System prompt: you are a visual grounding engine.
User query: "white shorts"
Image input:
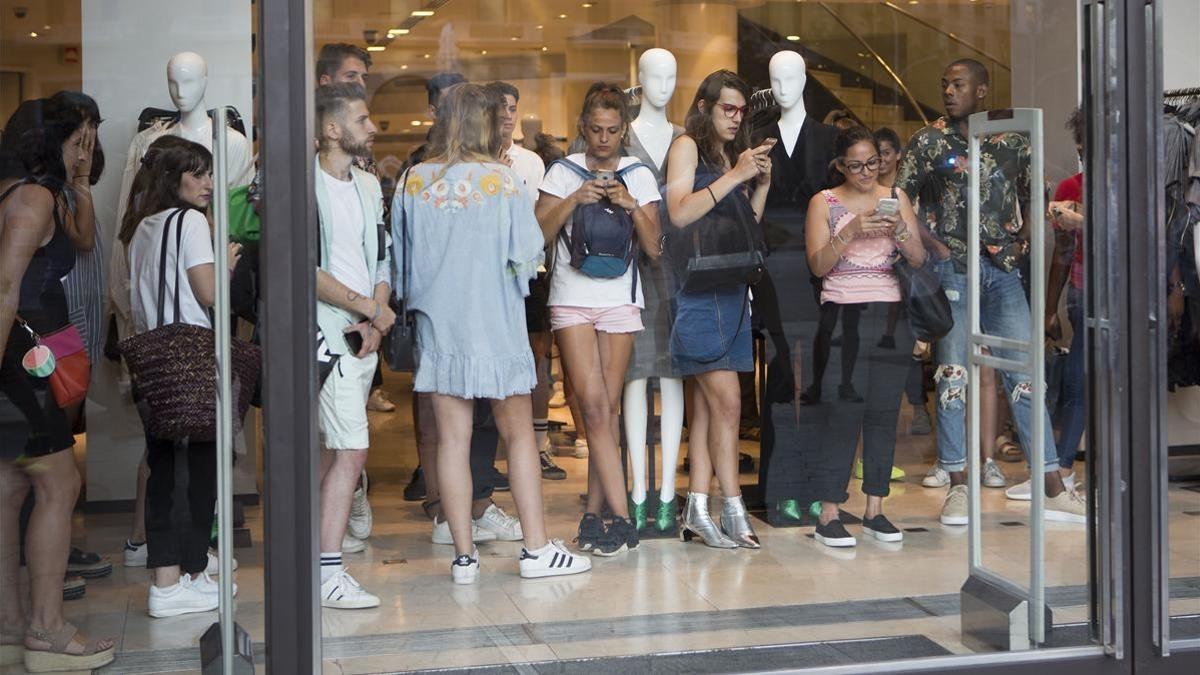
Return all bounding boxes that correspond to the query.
[318,351,378,450]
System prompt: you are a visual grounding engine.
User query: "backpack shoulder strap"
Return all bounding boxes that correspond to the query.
[548,157,593,182]
[615,161,649,179]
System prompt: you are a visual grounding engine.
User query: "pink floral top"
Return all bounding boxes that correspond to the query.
[819,190,900,305]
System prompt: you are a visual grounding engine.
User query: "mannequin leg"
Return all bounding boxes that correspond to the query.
[623,378,650,505]
[657,378,685,504]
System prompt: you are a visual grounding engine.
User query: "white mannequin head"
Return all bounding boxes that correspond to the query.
[637,48,677,111]
[769,50,808,112]
[167,52,208,114]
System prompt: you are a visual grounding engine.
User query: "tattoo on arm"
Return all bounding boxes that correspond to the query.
[347,290,362,303]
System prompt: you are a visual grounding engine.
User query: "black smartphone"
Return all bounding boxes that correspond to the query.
[345,329,364,356]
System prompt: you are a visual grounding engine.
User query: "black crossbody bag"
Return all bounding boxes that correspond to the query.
[385,169,418,372]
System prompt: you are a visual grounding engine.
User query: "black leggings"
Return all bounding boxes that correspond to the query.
[145,434,217,573]
[811,302,863,389]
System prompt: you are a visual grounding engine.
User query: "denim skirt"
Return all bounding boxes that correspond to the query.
[670,285,753,376]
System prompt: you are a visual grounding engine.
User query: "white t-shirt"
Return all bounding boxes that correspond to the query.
[506,143,545,202]
[322,169,372,298]
[129,208,215,333]
[539,153,661,308]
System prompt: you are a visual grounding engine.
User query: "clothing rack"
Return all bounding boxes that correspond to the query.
[1164,86,1200,104]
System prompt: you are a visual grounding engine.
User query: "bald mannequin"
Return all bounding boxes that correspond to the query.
[117,52,254,228]
[770,50,810,156]
[629,48,678,170]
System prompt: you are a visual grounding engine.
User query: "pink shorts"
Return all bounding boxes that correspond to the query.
[550,305,643,334]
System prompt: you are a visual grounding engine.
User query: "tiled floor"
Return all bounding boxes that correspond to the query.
[4,373,1199,675]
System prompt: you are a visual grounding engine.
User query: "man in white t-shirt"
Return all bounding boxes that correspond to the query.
[484,81,566,481]
[313,83,394,609]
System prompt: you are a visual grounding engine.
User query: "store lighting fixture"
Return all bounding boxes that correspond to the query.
[367,46,386,52]
[481,50,488,55]
[582,2,594,7]
[422,121,433,126]
[786,35,800,41]
[541,46,548,51]
[410,120,422,126]
[558,14,568,19]
[401,64,408,70]
[424,53,431,58]
[536,24,543,29]
[29,32,38,38]
[43,25,51,30]
[388,28,410,35]
[412,10,435,17]
[511,36,519,40]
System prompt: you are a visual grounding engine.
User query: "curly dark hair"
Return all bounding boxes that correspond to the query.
[0,95,90,196]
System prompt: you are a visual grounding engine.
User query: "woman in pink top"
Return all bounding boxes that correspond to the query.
[801,126,925,548]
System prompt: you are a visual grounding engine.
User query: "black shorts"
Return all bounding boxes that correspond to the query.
[525,273,551,334]
[0,326,75,461]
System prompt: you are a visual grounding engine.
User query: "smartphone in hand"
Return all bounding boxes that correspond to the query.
[594,169,616,183]
[759,137,778,151]
[876,197,900,217]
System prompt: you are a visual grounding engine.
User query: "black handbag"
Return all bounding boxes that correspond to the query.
[673,178,765,293]
[893,256,954,342]
[385,169,418,372]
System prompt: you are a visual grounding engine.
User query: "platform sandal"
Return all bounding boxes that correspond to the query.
[23,622,115,673]
[1,626,23,667]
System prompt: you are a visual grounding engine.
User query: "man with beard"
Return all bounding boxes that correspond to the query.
[894,59,1087,526]
[313,83,394,608]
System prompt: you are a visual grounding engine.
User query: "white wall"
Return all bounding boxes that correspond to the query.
[82,0,256,502]
[1163,0,1200,91]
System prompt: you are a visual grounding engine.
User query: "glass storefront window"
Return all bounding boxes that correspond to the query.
[1,1,1196,673]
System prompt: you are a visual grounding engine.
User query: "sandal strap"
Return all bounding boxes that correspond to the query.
[27,622,79,652]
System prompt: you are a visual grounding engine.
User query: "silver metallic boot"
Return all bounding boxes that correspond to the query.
[680,492,737,549]
[720,495,761,549]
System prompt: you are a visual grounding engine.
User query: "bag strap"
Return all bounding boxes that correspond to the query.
[0,178,31,207]
[397,167,413,315]
[153,208,188,330]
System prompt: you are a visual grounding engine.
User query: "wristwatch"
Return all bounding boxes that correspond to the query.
[894,229,912,243]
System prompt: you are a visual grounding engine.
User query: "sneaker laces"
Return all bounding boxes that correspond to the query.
[338,570,363,590]
[487,505,519,528]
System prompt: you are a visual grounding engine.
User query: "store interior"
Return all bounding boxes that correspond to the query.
[1,0,1199,673]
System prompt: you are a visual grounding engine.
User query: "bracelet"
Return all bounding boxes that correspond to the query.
[834,232,850,246]
[894,229,912,243]
[705,186,718,205]
[370,301,381,323]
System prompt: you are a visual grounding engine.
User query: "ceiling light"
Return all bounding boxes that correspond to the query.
[582,2,594,7]
[536,24,544,29]
[410,120,422,126]
[786,35,800,41]
[43,25,51,30]
[367,46,386,52]
[481,50,488,55]
[558,14,568,19]
[388,28,409,35]
[423,53,431,59]
[422,121,433,126]
[541,46,548,51]
[908,0,918,4]
[29,32,38,38]
[411,10,435,17]
[401,64,408,70]
[510,36,519,41]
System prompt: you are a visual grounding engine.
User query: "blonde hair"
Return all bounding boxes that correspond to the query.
[423,83,501,180]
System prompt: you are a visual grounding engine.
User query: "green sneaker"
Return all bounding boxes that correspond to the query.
[778,499,803,522]
[628,498,649,532]
[653,497,678,535]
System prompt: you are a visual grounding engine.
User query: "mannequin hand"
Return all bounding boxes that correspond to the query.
[571,180,608,206]
[604,182,638,210]
[732,147,768,183]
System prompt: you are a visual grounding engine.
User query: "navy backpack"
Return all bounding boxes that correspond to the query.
[550,159,648,293]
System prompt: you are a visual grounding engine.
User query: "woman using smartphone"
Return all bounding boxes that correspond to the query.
[801,125,925,548]
[663,70,771,549]
[536,83,662,556]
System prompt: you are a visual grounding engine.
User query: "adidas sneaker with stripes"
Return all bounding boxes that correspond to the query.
[518,540,592,579]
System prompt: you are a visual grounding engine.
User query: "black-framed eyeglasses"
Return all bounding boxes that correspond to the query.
[716,103,751,119]
[843,156,882,174]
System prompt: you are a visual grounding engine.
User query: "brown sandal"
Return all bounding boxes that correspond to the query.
[23,622,114,673]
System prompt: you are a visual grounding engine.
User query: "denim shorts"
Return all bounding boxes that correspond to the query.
[670,286,753,376]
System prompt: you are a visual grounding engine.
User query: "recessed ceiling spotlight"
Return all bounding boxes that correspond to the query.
[481,50,488,55]
[558,14,568,19]
[388,28,409,35]
[423,53,431,59]
[366,46,386,52]
[410,120,422,126]
[786,35,800,41]
[411,10,435,17]
[29,32,38,38]
[401,64,408,70]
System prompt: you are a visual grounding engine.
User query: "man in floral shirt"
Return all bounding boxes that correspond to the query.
[895,58,1086,526]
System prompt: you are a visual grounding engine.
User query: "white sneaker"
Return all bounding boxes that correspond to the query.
[348,471,373,540]
[192,571,238,597]
[204,550,239,576]
[148,575,218,618]
[341,534,367,553]
[474,504,523,542]
[940,485,969,526]
[1006,474,1073,502]
[451,549,480,585]
[320,568,380,609]
[1045,488,1087,524]
[123,540,147,567]
[573,439,589,459]
[922,465,950,488]
[519,539,592,579]
[983,459,1008,488]
[431,516,498,545]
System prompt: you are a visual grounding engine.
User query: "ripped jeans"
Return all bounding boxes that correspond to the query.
[934,257,1058,474]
